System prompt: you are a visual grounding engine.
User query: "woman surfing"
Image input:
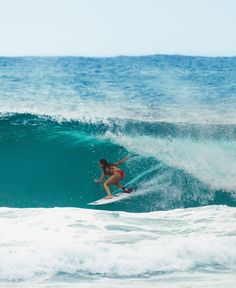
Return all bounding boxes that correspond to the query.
[94,157,133,199]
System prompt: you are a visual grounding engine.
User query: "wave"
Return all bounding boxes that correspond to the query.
[0,206,235,282]
[0,113,235,211]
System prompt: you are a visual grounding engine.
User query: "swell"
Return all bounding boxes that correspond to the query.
[0,113,235,211]
[1,55,236,125]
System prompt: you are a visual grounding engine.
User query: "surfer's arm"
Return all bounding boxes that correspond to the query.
[113,156,128,166]
[94,171,105,184]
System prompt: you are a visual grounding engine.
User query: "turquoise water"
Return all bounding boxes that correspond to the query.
[0,55,236,286]
[0,114,235,211]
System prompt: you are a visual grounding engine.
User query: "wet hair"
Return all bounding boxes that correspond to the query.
[99,159,112,174]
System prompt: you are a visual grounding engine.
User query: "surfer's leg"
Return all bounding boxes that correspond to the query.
[104,174,121,199]
[114,183,130,193]
[114,183,123,189]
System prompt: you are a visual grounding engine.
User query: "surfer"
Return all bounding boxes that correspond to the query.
[94,157,132,199]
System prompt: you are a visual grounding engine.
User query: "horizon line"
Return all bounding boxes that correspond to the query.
[0,53,236,59]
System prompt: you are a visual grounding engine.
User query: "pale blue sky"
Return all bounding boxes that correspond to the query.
[0,0,235,56]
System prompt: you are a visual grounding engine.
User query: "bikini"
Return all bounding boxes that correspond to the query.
[105,166,125,179]
[115,169,125,179]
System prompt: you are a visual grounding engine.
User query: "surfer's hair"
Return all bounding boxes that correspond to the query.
[99,159,112,174]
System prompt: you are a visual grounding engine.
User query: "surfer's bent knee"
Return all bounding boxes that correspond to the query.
[104,181,109,187]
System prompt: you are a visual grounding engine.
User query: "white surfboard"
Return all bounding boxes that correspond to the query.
[88,189,136,206]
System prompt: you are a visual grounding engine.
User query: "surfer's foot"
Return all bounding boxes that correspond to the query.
[123,188,133,194]
[105,195,112,199]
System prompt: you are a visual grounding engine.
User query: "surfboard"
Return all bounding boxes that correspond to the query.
[88,189,136,206]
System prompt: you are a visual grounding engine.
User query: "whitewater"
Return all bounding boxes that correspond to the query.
[0,55,236,287]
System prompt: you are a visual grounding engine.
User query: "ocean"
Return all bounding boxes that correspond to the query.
[0,55,235,287]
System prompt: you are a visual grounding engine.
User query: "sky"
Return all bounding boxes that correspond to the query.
[0,0,235,57]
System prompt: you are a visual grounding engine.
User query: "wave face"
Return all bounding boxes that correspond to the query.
[0,55,236,211]
[0,114,235,211]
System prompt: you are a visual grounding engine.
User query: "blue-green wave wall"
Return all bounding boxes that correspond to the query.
[0,114,235,212]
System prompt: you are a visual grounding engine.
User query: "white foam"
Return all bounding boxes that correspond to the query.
[0,206,235,282]
[107,133,236,191]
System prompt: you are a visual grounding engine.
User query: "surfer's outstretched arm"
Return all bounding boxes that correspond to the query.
[113,156,128,166]
[94,171,105,184]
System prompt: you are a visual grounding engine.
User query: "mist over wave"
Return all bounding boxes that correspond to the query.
[1,55,236,124]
